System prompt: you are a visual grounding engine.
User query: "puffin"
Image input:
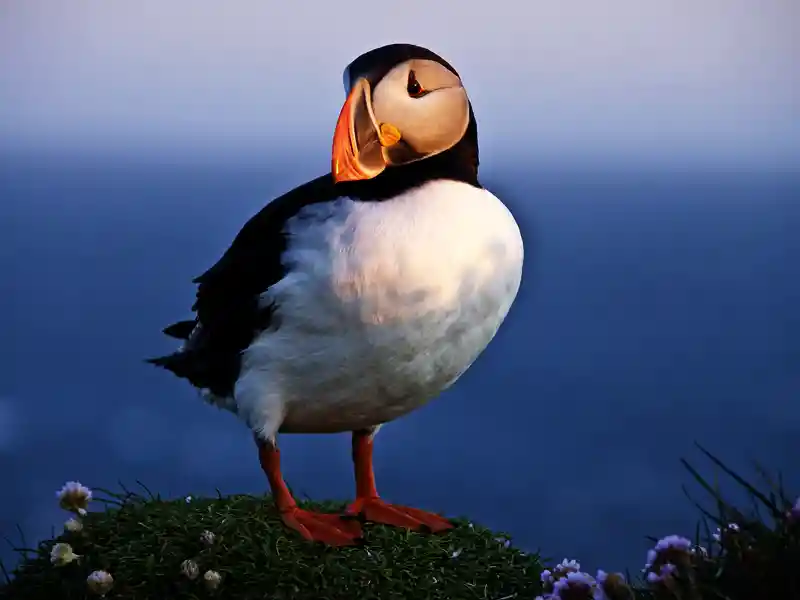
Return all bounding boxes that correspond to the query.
[148,43,524,546]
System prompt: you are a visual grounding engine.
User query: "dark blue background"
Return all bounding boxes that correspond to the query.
[2,156,798,574]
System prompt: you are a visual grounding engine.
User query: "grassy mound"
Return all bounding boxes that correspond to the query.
[0,490,543,600]
[2,447,799,599]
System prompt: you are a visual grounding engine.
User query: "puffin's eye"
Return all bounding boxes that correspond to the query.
[406,70,425,98]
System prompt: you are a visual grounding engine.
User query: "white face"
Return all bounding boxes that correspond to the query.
[369,58,471,158]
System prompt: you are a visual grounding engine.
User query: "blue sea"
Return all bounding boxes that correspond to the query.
[1,155,798,575]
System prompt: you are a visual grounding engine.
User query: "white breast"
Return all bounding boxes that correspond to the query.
[234,179,524,438]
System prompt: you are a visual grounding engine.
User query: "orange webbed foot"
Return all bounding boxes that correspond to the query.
[345,497,453,533]
[279,506,364,546]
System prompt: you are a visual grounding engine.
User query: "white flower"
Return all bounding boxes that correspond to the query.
[64,518,83,533]
[50,542,80,566]
[56,481,92,514]
[654,535,692,552]
[86,570,114,596]
[181,559,199,580]
[200,530,216,546]
[556,558,581,573]
[203,569,222,590]
[185,495,193,503]
[552,571,597,596]
[450,548,462,559]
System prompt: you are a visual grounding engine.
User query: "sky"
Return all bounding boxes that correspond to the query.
[1,0,799,169]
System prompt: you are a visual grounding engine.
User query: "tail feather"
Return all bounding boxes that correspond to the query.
[146,348,237,399]
[146,350,210,389]
[162,320,197,340]
[145,352,194,379]
[149,318,239,398]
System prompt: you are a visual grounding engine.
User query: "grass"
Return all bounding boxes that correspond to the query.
[1,445,798,599]
[0,489,543,600]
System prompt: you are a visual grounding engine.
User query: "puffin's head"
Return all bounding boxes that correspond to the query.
[332,44,474,184]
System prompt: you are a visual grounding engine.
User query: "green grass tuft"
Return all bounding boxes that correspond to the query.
[0,490,543,599]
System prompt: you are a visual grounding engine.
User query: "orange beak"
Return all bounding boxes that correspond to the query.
[332,84,373,183]
[331,79,402,184]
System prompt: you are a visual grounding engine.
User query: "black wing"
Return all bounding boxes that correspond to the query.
[148,174,340,396]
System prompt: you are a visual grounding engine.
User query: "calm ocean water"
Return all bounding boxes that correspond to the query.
[1,156,798,574]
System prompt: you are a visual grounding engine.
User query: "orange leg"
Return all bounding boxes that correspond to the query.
[344,428,453,533]
[256,437,363,545]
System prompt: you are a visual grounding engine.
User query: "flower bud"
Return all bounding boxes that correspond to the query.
[180,559,199,580]
[86,570,114,596]
[203,569,222,591]
[50,542,80,566]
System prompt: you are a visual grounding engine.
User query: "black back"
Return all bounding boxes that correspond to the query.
[148,45,481,397]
